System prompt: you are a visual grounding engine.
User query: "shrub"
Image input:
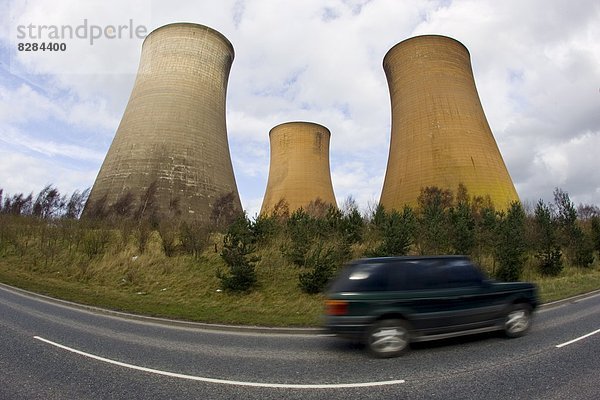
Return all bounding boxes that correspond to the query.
[366,206,415,257]
[495,202,526,281]
[158,220,179,257]
[211,192,242,232]
[217,215,259,292]
[591,216,600,253]
[449,201,476,256]
[533,200,563,276]
[417,186,452,254]
[553,188,593,267]
[179,221,210,258]
[82,228,111,259]
[298,244,338,294]
[284,209,317,266]
[537,247,564,276]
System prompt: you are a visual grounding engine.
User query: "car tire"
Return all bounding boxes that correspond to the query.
[367,319,410,358]
[504,304,532,338]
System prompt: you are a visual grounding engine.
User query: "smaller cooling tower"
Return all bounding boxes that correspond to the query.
[260,122,337,214]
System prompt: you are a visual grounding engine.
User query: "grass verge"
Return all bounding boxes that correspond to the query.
[1,225,598,327]
[2,255,600,327]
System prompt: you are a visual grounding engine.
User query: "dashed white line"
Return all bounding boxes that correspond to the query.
[556,328,600,348]
[33,336,405,389]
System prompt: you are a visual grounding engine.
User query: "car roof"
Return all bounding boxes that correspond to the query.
[351,255,470,264]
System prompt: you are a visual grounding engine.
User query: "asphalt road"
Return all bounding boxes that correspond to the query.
[1,283,599,400]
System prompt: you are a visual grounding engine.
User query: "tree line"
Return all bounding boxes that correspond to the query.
[1,184,599,294]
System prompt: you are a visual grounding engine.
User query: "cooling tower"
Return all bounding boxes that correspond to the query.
[379,35,519,210]
[260,122,337,214]
[84,23,241,220]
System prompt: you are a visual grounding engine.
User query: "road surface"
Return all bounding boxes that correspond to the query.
[1,283,598,399]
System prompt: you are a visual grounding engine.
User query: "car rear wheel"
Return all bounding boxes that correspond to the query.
[367,319,410,358]
[504,304,532,338]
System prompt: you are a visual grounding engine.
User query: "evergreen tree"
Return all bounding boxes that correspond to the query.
[367,206,415,256]
[553,188,594,268]
[449,197,476,255]
[298,243,338,294]
[495,202,526,281]
[591,216,600,254]
[285,208,316,266]
[217,215,259,292]
[533,200,563,276]
[417,187,452,254]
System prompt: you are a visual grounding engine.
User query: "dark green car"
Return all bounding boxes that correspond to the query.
[324,256,538,358]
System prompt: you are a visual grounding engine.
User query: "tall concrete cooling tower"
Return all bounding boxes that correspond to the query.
[84,23,241,220]
[379,35,519,210]
[260,122,337,215]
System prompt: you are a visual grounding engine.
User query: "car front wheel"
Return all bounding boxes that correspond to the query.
[504,304,532,338]
[367,319,410,358]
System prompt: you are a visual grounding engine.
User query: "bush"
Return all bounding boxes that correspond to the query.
[366,206,415,257]
[537,247,564,276]
[217,215,259,292]
[533,200,563,276]
[211,192,242,232]
[417,187,452,254]
[495,202,526,281]
[298,244,338,294]
[158,220,179,257]
[284,209,317,266]
[252,213,280,245]
[553,188,593,267]
[591,216,600,253]
[571,228,595,268]
[82,228,111,259]
[449,201,476,256]
[179,221,210,258]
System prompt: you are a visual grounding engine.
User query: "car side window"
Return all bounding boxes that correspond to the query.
[404,260,445,290]
[401,259,483,290]
[387,262,409,291]
[443,260,483,288]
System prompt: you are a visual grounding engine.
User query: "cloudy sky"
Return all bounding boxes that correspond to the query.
[1,0,599,216]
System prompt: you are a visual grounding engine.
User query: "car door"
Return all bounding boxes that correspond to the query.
[395,259,468,333]
[440,260,504,329]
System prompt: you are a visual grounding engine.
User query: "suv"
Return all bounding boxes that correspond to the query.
[324,256,538,357]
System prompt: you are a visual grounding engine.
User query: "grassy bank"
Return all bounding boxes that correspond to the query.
[1,233,599,327]
[0,231,326,326]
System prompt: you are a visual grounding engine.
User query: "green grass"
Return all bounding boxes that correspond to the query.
[533,266,600,303]
[0,222,599,327]
[0,232,325,326]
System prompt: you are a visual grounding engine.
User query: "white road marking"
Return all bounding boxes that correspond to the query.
[33,336,405,389]
[555,328,600,348]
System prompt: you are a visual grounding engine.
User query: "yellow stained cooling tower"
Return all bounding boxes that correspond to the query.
[380,35,519,210]
[260,122,337,214]
[84,23,241,220]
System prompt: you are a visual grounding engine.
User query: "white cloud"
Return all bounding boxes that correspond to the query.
[0,149,97,197]
[1,0,599,211]
[1,126,105,162]
[0,83,118,132]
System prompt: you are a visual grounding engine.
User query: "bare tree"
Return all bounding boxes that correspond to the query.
[84,194,109,220]
[64,188,90,219]
[4,193,33,215]
[577,203,600,220]
[33,184,64,219]
[110,191,135,218]
[135,180,158,222]
[211,192,241,230]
